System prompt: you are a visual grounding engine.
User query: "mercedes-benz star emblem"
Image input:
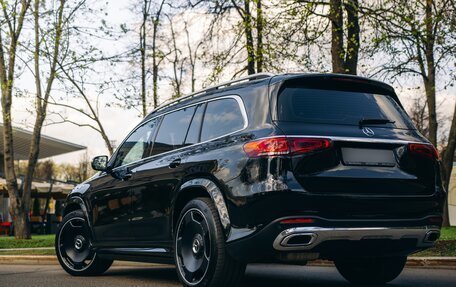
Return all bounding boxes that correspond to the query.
[362,127,375,137]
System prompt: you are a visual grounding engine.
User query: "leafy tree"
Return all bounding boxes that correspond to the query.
[0,0,33,239]
[367,0,456,225]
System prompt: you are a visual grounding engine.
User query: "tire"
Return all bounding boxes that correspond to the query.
[55,210,113,276]
[335,256,407,285]
[174,198,246,287]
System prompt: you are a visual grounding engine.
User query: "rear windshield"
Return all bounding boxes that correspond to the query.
[277,88,414,129]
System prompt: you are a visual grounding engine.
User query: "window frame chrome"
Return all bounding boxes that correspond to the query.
[108,95,248,171]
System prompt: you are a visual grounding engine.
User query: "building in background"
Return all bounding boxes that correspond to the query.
[0,124,86,234]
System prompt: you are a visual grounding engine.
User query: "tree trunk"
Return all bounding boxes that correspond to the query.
[441,101,456,227]
[244,0,256,74]
[329,0,345,73]
[152,20,159,108]
[256,0,264,73]
[343,0,359,75]
[424,76,438,146]
[10,209,30,239]
[140,0,148,117]
[424,0,438,146]
[0,1,31,239]
[23,0,65,223]
[2,91,29,239]
[151,0,165,108]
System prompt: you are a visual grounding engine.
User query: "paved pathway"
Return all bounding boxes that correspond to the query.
[0,264,455,287]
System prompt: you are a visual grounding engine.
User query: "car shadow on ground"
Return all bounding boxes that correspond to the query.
[102,265,411,287]
[104,266,180,284]
[102,265,388,287]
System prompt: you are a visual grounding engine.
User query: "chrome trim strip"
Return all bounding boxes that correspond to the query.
[259,135,428,145]
[100,248,169,254]
[109,95,249,171]
[273,226,440,251]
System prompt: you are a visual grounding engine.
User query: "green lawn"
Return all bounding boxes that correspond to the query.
[440,227,456,241]
[0,227,455,257]
[0,234,55,249]
[0,249,55,255]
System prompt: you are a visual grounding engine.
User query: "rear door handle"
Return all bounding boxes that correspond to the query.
[120,168,135,181]
[121,172,133,181]
[169,158,181,169]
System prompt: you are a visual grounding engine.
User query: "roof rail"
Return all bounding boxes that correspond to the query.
[151,72,275,115]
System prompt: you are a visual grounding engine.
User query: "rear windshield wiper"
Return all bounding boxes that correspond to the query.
[359,118,395,127]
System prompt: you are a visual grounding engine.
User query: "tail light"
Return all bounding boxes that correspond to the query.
[280,218,315,224]
[408,143,439,160]
[243,137,331,157]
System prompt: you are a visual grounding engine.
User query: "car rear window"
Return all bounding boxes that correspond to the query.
[277,88,414,129]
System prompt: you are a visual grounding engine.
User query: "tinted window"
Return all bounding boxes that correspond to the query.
[152,106,195,155]
[113,119,158,167]
[184,104,205,145]
[277,88,413,129]
[200,98,245,142]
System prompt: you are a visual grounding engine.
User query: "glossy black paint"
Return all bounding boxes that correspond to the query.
[63,73,446,264]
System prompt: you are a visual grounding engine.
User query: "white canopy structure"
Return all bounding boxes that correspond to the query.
[0,124,86,224]
[0,123,85,160]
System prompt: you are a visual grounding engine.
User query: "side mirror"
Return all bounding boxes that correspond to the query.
[91,155,109,171]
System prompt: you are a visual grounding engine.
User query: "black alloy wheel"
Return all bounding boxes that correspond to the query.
[176,208,211,285]
[55,210,112,276]
[174,198,245,287]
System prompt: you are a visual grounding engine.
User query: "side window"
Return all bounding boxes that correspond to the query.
[200,98,245,142]
[113,119,157,168]
[151,106,195,156]
[184,104,205,145]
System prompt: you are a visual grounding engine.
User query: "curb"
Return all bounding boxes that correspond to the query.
[0,255,57,265]
[0,255,170,267]
[0,255,455,269]
[307,257,456,269]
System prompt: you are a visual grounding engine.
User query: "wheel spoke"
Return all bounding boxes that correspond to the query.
[190,210,200,224]
[176,236,183,252]
[69,219,84,229]
[73,261,84,270]
[200,219,209,237]
[183,212,194,226]
[200,256,209,273]
[182,267,195,283]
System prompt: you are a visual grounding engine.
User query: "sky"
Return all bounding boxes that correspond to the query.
[8,1,140,164]
[3,0,455,165]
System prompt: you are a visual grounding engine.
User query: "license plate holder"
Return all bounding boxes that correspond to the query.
[341,148,396,167]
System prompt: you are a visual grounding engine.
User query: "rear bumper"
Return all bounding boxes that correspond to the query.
[226,216,441,263]
[273,226,439,251]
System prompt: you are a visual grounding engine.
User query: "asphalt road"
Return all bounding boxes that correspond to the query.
[0,264,455,287]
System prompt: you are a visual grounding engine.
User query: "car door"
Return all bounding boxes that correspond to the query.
[87,119,158,244]
[130,104,202,243]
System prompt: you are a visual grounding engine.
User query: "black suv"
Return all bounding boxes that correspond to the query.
[56,73,445,286]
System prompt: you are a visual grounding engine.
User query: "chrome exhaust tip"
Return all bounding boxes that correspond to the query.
[424,230,440,243]
[281,233,317,247]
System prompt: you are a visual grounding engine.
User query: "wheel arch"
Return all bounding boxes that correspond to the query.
[172,178,231,237]
[63,196,89,221]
